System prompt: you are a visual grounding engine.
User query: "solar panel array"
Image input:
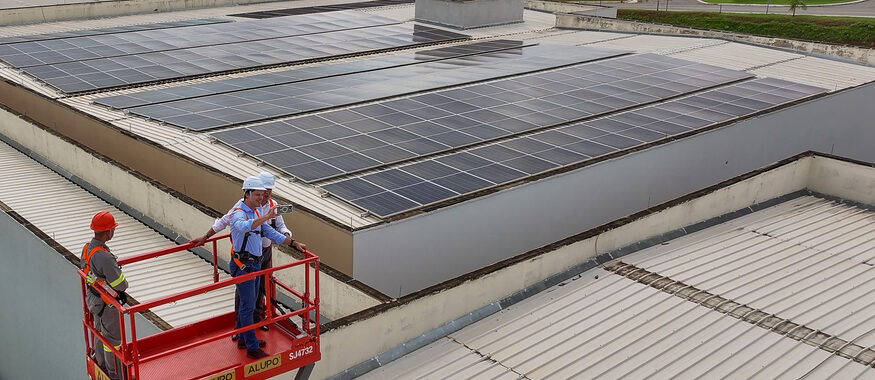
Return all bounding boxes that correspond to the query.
[0,18,229,45]
[229,0,414,18]
[0,11,468,94]
[322,77,826,217]
[94,39,535,109]
[212,54,751,183]
[125,44,624,131]
[0,11,396,68]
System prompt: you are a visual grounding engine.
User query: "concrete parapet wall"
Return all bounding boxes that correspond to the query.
[808,156,875,206]
[0,0,274,26]
[524,0,616,18]
[415,0,523,29]
[556,13,875,66]
[0,107,381,321]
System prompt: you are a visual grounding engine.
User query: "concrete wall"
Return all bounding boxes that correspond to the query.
[524,0,616,18]
[0,107,381,321]
[0,210,161,380]
[0,0,274,25]
[354,82,875,297]
[808,156,875,206]
[556,14,875,66]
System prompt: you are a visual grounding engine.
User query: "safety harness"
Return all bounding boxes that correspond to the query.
[230,207,262,274]
[81,245,123,305]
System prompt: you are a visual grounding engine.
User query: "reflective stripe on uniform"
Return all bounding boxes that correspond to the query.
[103,344,120,352]
[108,273,125,287]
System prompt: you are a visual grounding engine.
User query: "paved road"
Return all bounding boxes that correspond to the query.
[578,0,875,17]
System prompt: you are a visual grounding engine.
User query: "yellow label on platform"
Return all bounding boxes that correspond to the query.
[93,363,111,380]
[245,354,282,377]
[205,368,236,380]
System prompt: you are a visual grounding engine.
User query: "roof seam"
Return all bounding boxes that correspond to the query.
[603,260,875,368]
[446,335,533,379]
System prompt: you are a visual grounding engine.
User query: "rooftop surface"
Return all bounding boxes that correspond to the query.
[358,195,875,379]
[1,3,874,229]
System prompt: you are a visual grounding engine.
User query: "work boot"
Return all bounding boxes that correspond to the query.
[238,339,266,349]
[259,325,269,331]
[231,334,238,341]
[246,348,269,359]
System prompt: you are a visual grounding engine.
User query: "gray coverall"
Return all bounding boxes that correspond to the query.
[82,238,129,380]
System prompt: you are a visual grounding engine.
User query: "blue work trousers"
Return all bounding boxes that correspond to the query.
[230,258,262,351]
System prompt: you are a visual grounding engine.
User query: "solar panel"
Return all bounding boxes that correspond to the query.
[214,54,750,183]
[20,24,468,94]
[128,44,624,130]
[94,39,532,109]
[0,11,397,69]
[0,19,230,45]
[321,77,826,217]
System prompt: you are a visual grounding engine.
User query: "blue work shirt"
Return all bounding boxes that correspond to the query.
[230,203,286,256]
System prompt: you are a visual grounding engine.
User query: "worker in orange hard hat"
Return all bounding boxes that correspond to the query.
[81,211,129,379]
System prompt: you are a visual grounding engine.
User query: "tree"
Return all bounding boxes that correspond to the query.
[788,0,807,16]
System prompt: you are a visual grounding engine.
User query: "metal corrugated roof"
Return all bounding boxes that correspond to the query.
[669,41,803,71]
[751,56,875,92]
[358,196,875,379]
[0,140,234,327]
[624,195,875,347]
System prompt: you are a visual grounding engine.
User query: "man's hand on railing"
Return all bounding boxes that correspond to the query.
[189,235,208,247]
[116,291,128,306]
[292,240,307,252]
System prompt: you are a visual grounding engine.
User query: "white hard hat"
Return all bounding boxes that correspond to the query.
[258,172,275,189]
[242,176,266,191]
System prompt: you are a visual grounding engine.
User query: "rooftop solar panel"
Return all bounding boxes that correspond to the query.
[0,11,397,69]
[21,24,468,93]
[94,39,532,109]
[0,18,230,45]
[213,54,751,183]
[322,77,827,217]
[129,44,625,130]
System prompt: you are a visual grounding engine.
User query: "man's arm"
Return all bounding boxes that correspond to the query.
[190,203,239,245]
[94,253,128,293]
[263,221,306,251]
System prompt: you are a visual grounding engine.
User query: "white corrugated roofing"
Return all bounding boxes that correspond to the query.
[0,140,234,327]
[751,56,875,92]
[358,195,875,379]
[623,195,875,347]
[670,41,803,71]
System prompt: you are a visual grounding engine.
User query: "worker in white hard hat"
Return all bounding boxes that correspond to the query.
[226,176,297,359]
[254,171,301,330]
[190,174,306,341]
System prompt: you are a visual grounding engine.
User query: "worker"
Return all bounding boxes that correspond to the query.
[227,176,299,359]
[255,171,300,330]
[190,173,305,340]
[82,211,128,380]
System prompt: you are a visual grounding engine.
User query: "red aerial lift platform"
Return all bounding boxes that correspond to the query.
[79,234,321,380]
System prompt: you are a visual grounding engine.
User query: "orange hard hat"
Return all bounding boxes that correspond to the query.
[90,211,118,232]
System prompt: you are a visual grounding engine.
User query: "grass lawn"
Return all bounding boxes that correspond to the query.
[702,0,850,4]
[617,10,875,48]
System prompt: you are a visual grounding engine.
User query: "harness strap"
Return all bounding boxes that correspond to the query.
[230,207,262,273]
[81,244,120,304]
